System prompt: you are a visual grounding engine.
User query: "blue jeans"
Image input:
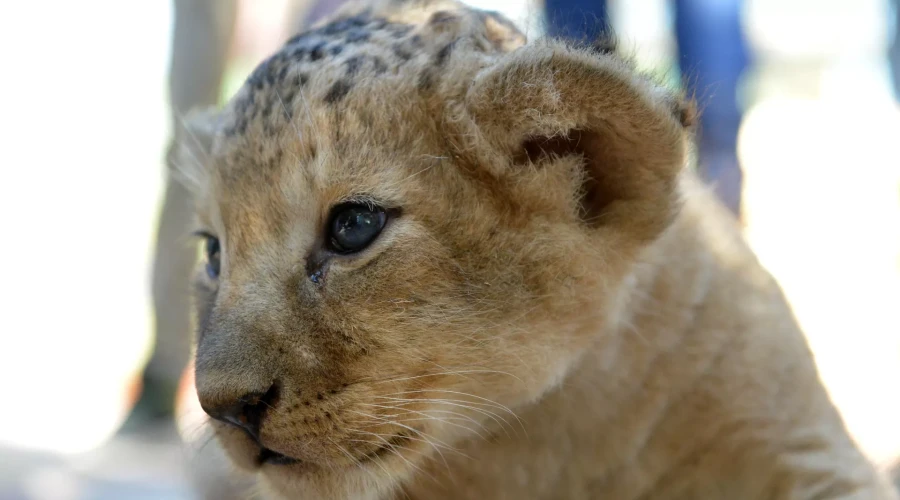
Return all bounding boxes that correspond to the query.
[545,0,749,215]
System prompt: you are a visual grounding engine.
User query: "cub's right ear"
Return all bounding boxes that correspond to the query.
[463,41,692,247]
[169,107,220,196]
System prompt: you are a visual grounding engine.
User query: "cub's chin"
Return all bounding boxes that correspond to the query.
[210,420,423,500]
[259,465,398,500]
[255,447,416,500]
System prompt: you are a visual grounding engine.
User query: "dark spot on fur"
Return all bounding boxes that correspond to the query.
[310,41,327,61]
[304,401,311,406]
[325,412,331,419]
[317,393,324,400]
[226,121,245,137]
[345,28,370,44]
[283,89,296,107]
[372,56,388,74]
[410,35,424,48]
[323,13,371,35]
[345,55,364,77]
[417,70,434,92]
[391,25,413,38]
[286,32,310,46]
[392,43,413,61]
[329,44,344,56]
[324,79,353,103]
[435,39,457,66]
[265,63,282,86]
[290,47,307,61]
[429,10,457,25]
[247,104,259,123]
[265,106,279,132]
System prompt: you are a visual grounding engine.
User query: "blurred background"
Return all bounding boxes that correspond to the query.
[0,0,898,498]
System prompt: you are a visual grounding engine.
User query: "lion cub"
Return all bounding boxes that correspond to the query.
[175,0,900,498]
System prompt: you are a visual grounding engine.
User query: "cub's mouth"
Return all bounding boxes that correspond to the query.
[239,429,303,467]
[258,446,301,466]
[250,431,415,469]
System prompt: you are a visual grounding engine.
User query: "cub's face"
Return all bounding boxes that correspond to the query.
[182,6,689,498]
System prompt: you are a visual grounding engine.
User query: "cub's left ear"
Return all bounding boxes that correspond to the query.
[465,42,694,245]
[169,107,220,197]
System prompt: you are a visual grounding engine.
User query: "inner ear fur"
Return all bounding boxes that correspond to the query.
[465,41,691,244]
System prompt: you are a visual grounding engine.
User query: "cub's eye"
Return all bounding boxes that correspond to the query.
[205,235,221,279]
[328,203,387,254]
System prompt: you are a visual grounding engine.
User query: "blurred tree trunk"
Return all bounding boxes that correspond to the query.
[144,1,250,499]
[128,0,237,429]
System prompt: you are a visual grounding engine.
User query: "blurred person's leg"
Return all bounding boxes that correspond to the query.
[544,0,608,41]
[545,0,748,216]
[673,0,750,216]
[122,0,238,432]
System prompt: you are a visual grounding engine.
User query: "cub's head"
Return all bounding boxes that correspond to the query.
[177,0,694,497]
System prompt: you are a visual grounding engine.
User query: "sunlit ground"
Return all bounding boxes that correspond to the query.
[0,0,897,498]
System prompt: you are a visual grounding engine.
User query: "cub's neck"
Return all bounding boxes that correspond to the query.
[401,174,893,499]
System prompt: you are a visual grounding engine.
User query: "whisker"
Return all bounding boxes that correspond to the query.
[373,396,512,438]
[346,436,432,481]
[357,403,489,440]
[348,410,457,451]
[328,437,386,480]
[363,369,524,386]
[350,429,463,470]
[378,390,527,437]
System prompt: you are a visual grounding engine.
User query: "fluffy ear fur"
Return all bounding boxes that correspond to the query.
[169,107,220,197]
[465,41,693,245]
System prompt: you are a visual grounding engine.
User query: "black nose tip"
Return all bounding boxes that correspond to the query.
[203,384,279,439]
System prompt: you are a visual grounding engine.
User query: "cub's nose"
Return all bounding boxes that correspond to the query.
[201,383,279,439]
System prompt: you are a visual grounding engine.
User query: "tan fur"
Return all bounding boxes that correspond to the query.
[177,0,900,498]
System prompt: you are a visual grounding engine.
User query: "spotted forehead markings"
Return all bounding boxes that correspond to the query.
[223,12,419,136]
[219,4,529,140]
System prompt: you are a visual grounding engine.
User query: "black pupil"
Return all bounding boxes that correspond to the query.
[330,205,386,253]
[206,236,221,278]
